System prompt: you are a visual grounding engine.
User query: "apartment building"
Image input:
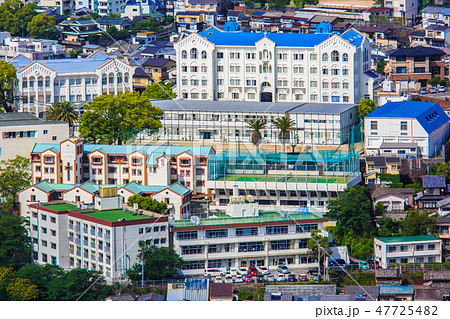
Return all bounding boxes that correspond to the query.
[75,0,126,15]
[39,0,75,15]
[30,138,214,196]
[385,0,418,22]
[152,100,358,146]
[22,199,169,282]
[0,33,66,61]
[365,101,450,159]
[175,23,372,103]
[374,235,442,269]
[0,112,69,161]
[176,12,207,32]
[422,6,450,28]
[132,58,175,90]
[10,52,135,117]
[387,46,445,90]
[171,199,328,275]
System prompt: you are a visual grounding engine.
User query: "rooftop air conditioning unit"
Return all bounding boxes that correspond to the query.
[190,216,200,225]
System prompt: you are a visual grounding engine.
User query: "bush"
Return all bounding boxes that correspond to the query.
[127,195,168,214]
[238,289,253,300]
[344,272,375,286]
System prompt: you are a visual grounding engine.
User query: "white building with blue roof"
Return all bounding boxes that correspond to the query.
[365,101,450,158]
[175,23,372,103]
[10,51,135,117]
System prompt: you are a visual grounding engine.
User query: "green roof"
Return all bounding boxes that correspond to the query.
[173,211,322,228]
[376,235,440,243]
[35,181,76,193]
[168,183,191,196]
[43,203,78,211]
[82,209,154,222]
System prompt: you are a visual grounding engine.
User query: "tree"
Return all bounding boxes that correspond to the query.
[307,229,329,267]
[45,101,78,127]
[0,215,31,268]
[15,263,64,295]
[127,195,168,215]
[0,60,17,113]
[126,243,184,280]
[68,49,82,58]
[428,75,441,87]
[400,210,435,236]
[377,61,387,76]
[429,163,450,181]
[78,92,163,145]
[0,0,37,36]
[292,0,319,8]
[358,98,376,118]
[26,14,57,39]
[267,0,289,8]
[247,118,267,149]
[0,155,31,210]
[272,116,295,152]
[132,19,163,34]
[373,0,384,6]
[378,217,400,237]
[6,277,40,301]
[142,82,176,100]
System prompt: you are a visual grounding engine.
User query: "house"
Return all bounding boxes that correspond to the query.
[0,113,69,161]
[374,235,443,269]
[75,0,126,15]
[358,26,398,48]
[423,271,450,290]
[375,268,402,286]
[386,46,446,91]
[422,6,450,28]
[121,0,158,19]
[384,0,419,23]
[210,283,233,301]
[176,12,206,33]
[365,156,401,186]
[39,0,74,15]
[410,25,450,48]
[344,286,379,301]
[364,7,394,21]
[132,32,157,45]
[137,292,165,301]
[226,10,246,24]
[0,34,66,60]
[58,20,103,47]
[371,187,415,211]
[96,17,132,31]
[131,57,175,89]
[416,175,448,209]
[364,101,450,159]
[435,214,450,248]
[105,294,135,301]
[378,286,414,301]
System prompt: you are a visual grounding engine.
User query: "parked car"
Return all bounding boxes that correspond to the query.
[256,274,265,283]
[298,274,308,281]
[228,267,240,276]
[359,261,370,270]
[312,275,319,281]
[235,275,244,283]
[245,275,254,283]
[239,267,247,274]
[248,266,259,276]
[277,274,287,282]
[214,276,223,283]
[439,86,447,92]
[225,275,233,283]
[329,259,346,267]
[277,265,290,274]
[258,266,270,275]
[419,88,428,94]
[307,268,323,276]
[267,275,276,282]
[429,87,438,94]
[204,269,224,278]
[287,274,297,282]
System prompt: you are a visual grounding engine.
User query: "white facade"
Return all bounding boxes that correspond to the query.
[175,27,371,104]
[374,236,442,269]
[75,0,125,15]
[39,0,74,15]
[386,0,419,21]
[122,1,157,19]
[0,35,66,61]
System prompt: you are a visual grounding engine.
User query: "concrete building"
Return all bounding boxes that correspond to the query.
[121,1,158,19]
[422,6,450,28]
[175,24,372,103]
[364,101,450,159]
[0,33,66,61]
[409,25,450,48]
[0,112,69,161]
[39,0,75,15]
[152,100,359,146]
[10,52,135,117]
[171,200,328,275]
[374,235,442,269]
[385,0,419,22]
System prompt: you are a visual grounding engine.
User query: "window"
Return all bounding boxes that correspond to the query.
[201,51,207,59]
[310,67,317,74]
[42,253,48,263]
[342,68,348,75]
[342,53,348,62]
[296,224,318,233]
[371,121,378,130]
[217,66,223,72]
[190,48,197,59]
[416,244,424,251]
[217,52,223,58]
[293,53,303,60]
[414,67,425,73]
[401,121,407,130]
[266,225,288,235]
[322,68,328,75]
[331,50,339,61]
[331,68,339,75]
[396,67,407,74]
[236,227,258,236]
[238,242,264,252]
[428,244,435,250]
[181,50,187,59]
[310,53,317,60]
[205,229,228,238]
[51,243,56,249]
[181,245,202,255]
[270,240,291,250]
[177,231,198,240]
[322,53,328,61]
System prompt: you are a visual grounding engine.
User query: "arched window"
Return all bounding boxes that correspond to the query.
[342,93,349,103]
[181,76,188,85]
[342,80,349,89]
[322,81,329,89]
[45,76,50,88]
[322,53,328,61]
[342,53,348,62]
[181,50,187,59]
[124,73,129,83]
[331,50,339,62]
[331,92,340,102]
[108,73,114,84]
[201,50,207,59]
[117,72,123,84]
[190,48,198,59]
[22,77,28,88]
[322,94,329,102]
[322,67,328,75]
[37,76,43,87]
[102,75,107,85]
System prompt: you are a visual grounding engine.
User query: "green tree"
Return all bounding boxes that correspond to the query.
[429,163,450,180]
[79,92,163,145]
[267,0,289,8]
[272,116,296,152]
[358,98,376,118]
[127,195,168,214]
[0,0,37,36]
[45,101,78,127]
[142,82,176,99]
[374,201,385,216]
[373,0,384,6]
[132,19,163,34]
[247,118,267,149]
[68,49,82,58]
[428,75,441,87]
[26,14,57,39]
[6,277,40,301]
[377,61,387,76]
[378,217,400,237]
[307,229,329,267]
[0,60,17,113]
[126,243,184,280]
[0,155,31,210]
[292,0,319,8]
[0,215,31,268]
[15,263,64,296]
[400,210,435,236]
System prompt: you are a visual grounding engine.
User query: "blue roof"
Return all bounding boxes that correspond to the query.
[364,70,380,79]
[341,29,364,47]
[365,101,449,134]
[422,6,443,14]
[28,55,113,73]
[185,277,208,290]
[32,143,60,154]
[379,286,414,295]
[440,7,450,15]
[122,182,167,194]
[198,27,333,47]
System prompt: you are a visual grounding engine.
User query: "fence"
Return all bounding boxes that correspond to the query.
[390,263,450,272]
[129,278,185,287]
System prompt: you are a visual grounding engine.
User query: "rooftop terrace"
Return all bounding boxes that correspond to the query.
[43,203,78,211]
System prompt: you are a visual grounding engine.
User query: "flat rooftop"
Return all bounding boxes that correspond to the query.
[0,112,66,127]
[376,235,440,244]
[43,203,78,211]
[82,209,153,222]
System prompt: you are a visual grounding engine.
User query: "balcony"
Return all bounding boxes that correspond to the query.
[98,244,103,250]
[69,248,74,254]
[106,259,111,265]
[98,232,103,238]
[69,224,74,230]
[74,225,81,232]
[69,236,74,242]
[83,240,88,246]
[83,228,88,234]
[91,242,95,248]
[76,251,81,257]
[98,257,103,263]
[105,247,110,253]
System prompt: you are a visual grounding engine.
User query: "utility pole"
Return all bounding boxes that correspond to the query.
[318,241,321,282]
[141,249,144,288]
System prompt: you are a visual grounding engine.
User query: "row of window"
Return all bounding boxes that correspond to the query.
[22,75,129,88]
[183,91,350,102]
[370,121,408,131]
[138,225,167,234]
[212,51,349,62]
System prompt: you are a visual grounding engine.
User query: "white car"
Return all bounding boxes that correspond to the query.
[439,86,447,92]
[228,267,239,276]
[214,276,223,283]
[258,266,270,275]
[235,275,244,283]
[429,87,438,94]
[225,275,233,283]
[239,267,247,274]
[277,274,287,282]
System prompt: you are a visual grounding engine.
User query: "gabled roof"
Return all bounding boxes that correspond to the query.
[96,17,131,25]
[32,143,61,154]
[422,6,444,14]
[168,183,191,196]
[137,292,165,301]
[34,181,76,193]
[341,28,364,46]
[210,283,233,298]
[365,101,449,134]
[423,175,446,188]
[78,181,100,194]
[372,187,415,200]
[388,46,445,57]
[426,24,450,31]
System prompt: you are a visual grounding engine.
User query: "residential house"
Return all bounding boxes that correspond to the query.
[135,41,174,59]
[137,292,165,301]
[263,285,336,301]
[422,6,450,28]
[279,12,315,33]
[375,268,402,286]
[358,26,398,48]
[131,57,175,89]
[374,235,443,269]
[0,34,66,61]
[132,32,157,45]
[386,46,446,90]
[176,12,206,33]
[38,0,75,15]
[96,17,132,31]
[378,286,414,301]
[226,10,246,25]
[344,286,379,301]
[308,15,342,33]
[210,283,233,301]
[410,25,450,48]
[58,20,103,48]
[121,0,158,19]
[364,7,394,21]
[365,156,401,186]
[75,0,126,15]
[416,175,448,209]
[384,0,419,22]
[371,187,415,211]
[105,294,135,301]
[364,101,450,159]
[183,0,220,13]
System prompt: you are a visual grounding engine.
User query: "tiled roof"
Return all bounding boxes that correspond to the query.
[34,181,76,193]
[376,235,440,244]
[137,292,165,301]
[210,283,233,298]
[422,6,444,14]
[424,271,450,281]
[379,286,414,295]
[32,143,61,154]
[388,46,445,56]
[375,268,401,278]
[371,187,415,199]
[423,175,446,188]
[96,17,131,25]
[426,24,450,31]
[168,183,191,196]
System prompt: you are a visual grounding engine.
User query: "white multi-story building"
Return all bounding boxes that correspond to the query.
[374,235,442,269]
[39,0,75,15]
[385,0,419,22]
[172,199,328,275]
[0,33,66,61]
[30,137,215,197]
[365,101,450,158]
[175,24,372,103]
[75,0,126,15]
[10,52,135,117]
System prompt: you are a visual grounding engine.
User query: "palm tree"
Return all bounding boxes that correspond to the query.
[247,118,267,151]
[272,116,296,153]
[45,101,78,127]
